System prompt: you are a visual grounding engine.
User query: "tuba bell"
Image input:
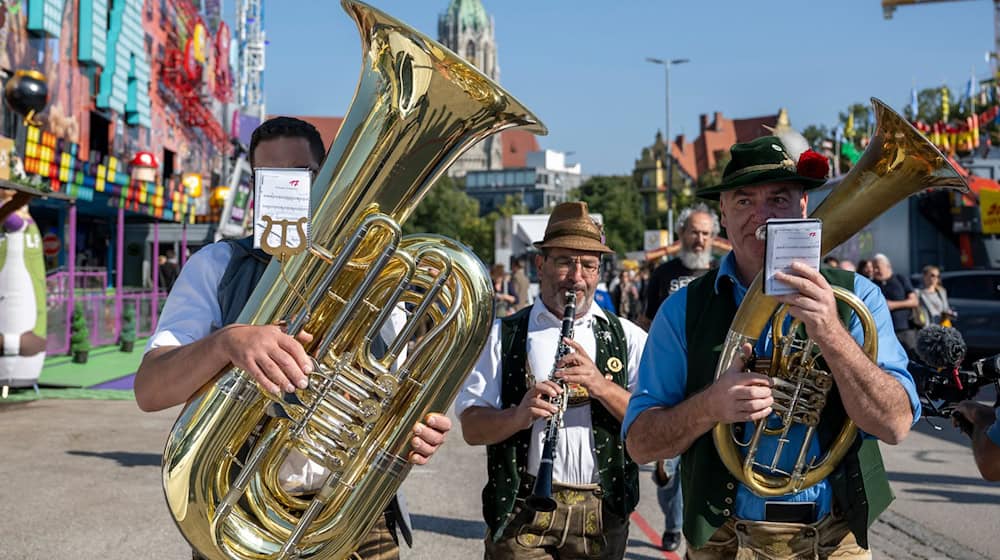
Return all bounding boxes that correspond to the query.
[712,98,967,497]
[160,2,546,559]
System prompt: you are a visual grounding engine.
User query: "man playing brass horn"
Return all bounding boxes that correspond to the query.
[457,201,647,559]
[624,136,920,559]
[134,117,450,560]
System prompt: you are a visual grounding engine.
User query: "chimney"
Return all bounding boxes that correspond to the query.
[699,114,709,132]
[714,112,724,130]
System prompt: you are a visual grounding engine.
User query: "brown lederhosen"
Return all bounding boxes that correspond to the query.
[484,479,629,560]
[685,515,870,560]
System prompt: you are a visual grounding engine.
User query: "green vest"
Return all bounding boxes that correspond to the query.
[482,306,639,540]
[681,267,893,549]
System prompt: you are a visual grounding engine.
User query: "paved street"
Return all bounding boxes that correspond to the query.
[0,397,997,560]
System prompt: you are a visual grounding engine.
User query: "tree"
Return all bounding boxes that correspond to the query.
[838,103,873,139]
[119,304,136,352]
[404,175,494,263]
[70,302,91,363]
[910,86,968,123]
[801,124,828,148]
[572,175,644,254]
[494,194,527,217]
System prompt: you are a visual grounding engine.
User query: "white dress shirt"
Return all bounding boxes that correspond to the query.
[456,298,646,484]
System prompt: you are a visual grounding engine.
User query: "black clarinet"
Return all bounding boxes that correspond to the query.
[526,290,576,513]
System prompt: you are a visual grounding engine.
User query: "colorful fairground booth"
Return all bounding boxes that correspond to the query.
[0,0,238,360]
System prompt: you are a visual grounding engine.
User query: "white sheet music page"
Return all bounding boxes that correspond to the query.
[763,218,822,296]
[253,167,312,250]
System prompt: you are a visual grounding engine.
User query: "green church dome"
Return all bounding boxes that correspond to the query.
[447,0,489,31]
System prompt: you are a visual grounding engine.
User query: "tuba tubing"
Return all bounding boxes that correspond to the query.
[161,2,546,559]
[711,98,968,497]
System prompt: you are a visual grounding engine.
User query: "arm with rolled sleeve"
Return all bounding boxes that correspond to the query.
[623,289,716,464]
[822,276,920,444]
[455,321,530,445]
[135,244,239,411]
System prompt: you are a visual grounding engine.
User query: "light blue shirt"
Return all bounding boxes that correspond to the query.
[622,251,920,521]
[988,409,1000,446]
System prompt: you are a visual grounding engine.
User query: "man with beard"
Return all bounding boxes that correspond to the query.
[639,203,719,552]
[643,204,719,329]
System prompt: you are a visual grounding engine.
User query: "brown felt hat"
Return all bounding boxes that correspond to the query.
[533,201,613,254]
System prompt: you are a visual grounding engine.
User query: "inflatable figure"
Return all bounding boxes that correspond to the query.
[0,190,47,393]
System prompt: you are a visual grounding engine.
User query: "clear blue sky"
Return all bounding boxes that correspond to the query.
[248,0,996,175]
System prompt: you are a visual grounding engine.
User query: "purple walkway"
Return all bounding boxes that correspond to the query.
[89,373,136,390]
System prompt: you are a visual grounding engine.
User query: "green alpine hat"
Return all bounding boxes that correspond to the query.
[696,135,828,200]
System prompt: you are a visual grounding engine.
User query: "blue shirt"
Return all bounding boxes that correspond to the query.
[622,252,920,522]
[988,409,1000,446]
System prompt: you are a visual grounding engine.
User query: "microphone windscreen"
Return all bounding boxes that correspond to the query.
[915,325,966,369]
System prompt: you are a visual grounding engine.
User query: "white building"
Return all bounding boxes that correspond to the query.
[465,149,586,215]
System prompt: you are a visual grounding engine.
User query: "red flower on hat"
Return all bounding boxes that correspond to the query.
[796,150,829,179]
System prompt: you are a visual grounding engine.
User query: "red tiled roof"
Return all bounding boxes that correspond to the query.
[268,115,344,151]
[694,111,778,178]
[501,129,540,168]
[733,115,779,144]
[671,135,698,179]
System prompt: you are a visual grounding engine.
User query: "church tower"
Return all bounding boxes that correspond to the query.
[439,0,503,178]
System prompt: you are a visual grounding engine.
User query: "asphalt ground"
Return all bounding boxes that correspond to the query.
[0,397,996,560]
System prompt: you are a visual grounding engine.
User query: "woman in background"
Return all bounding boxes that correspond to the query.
[918,265,954,327]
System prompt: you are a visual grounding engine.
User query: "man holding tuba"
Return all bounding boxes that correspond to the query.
[624,136,920,559]
[134,117,451,560]
[456,201,647,559]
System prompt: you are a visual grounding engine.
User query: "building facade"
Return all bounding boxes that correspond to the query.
[465,149,584,215]
[633,108,787,228]
[438,0,503,178]
[0,0,237,353]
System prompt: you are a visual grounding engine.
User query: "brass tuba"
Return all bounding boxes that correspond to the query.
[712,98,967,497]
[161,2,546,559]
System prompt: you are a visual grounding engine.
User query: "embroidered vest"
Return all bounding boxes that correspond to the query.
[681,268,893,549]
[482,306,639,540]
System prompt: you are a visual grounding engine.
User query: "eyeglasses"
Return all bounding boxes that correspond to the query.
[549,255,601,275]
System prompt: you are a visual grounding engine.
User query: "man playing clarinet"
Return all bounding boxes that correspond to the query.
[456,201,647,559]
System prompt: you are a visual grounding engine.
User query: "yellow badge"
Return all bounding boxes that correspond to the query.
[606,357,623,373]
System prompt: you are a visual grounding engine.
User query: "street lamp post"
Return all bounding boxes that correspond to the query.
[646,56,689,245]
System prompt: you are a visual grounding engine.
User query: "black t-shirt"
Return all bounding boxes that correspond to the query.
[876,272,914,331]
[644,258,713,321]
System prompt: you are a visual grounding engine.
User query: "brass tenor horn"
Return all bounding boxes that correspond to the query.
[712,98,967,497]
[161,2,546,559]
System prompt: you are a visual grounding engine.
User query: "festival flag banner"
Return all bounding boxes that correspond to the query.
[981,189,1000,234]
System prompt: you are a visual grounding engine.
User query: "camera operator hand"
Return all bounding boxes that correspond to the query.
[955,401,996,433]
[954,400,1000,482]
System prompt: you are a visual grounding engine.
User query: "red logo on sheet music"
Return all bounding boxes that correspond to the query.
[809,232,817,237]
[289,180,300,187]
